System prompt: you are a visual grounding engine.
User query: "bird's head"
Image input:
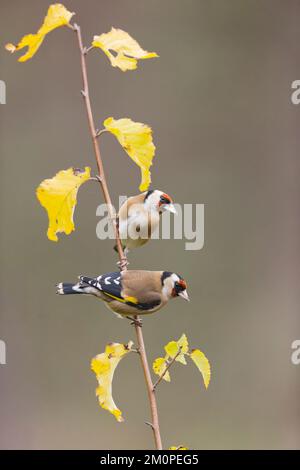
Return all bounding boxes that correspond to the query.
[161,272,190,302]
[144,190,176,214]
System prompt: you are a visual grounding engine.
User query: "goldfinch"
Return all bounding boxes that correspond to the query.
[116,190,176,254]
[56,270,189,317]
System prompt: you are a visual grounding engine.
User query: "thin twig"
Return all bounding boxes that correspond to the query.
[89,176,102,182]
[83,45,94,55]
[73,23,125,263]
[73,23,162,450]
[131,348,140,354]
[95,129,107,138]
[145,421,155,429]
[152,347,183,391]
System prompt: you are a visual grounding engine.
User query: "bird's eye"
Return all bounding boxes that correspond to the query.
[174,282,184,294]
[160,195,170,204]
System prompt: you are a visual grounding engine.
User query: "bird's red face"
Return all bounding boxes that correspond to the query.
[172,279,190,301]
[158,193,176,214]
[159,192,172,206]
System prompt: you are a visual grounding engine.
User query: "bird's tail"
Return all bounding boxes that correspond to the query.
[56,282,88,295]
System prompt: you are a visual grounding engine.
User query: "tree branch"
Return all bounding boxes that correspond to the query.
[74,23,125,262]
[73,23,162,450]
[134,317,162,449]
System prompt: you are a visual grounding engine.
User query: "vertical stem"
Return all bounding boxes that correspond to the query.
[134,321,163,449]
[74,23,124,261]
[74,24,162,450]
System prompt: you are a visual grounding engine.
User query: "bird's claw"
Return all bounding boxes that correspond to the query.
[117,258,129,270]
[126,316,143,327]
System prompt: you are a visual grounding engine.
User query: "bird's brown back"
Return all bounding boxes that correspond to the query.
[121,270,163,303]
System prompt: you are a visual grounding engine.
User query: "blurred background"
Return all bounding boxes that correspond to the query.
[1,0,300,450]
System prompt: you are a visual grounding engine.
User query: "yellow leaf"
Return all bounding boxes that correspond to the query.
[5,35,44,62]
[154,334,211,390]
[104,117,155,191]
[177,334,189,354]
[91,341,133,422]
[36,167,91,242]
[164,341,178,358]
[5,4,74,62]
[169,446,189,450]
[189,349,211,389]
[92,28,158,72]
[153,357,170,382]
[165,334,189,365]
[38,4,74,35]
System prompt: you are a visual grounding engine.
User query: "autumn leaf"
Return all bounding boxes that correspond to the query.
[153,357,170,382]
[189,349,211,389]
[103,117,155,191]
[152,334,211,389]
[5,4,74,62]
[36,167,91,242]
[91,341,133,422]
[92,28,158,72]
[165,333,189,365]
[169,446,189,450]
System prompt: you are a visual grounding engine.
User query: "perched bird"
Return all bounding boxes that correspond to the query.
[116,190,176,254]
[56,270,189,318]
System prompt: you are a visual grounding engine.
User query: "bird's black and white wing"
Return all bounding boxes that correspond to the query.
[79,272,123,301]
[79,271,162,311]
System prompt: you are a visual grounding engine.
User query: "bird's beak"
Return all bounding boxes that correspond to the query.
[164,203,177,214]
[179,290,190,302]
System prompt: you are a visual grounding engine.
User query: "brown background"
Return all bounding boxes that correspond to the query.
[0,0,300,449]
